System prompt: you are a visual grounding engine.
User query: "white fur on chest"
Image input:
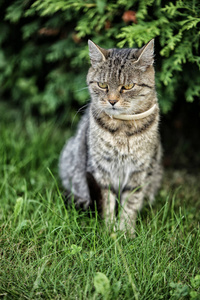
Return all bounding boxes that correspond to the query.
[108,134,143,190]
[111,159,134,191]
[89,114,157,191]
[91,129,151,190]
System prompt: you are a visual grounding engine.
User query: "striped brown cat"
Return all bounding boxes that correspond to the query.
[59,39,163,234]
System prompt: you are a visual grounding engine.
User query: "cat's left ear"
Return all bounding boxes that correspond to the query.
[88,40,108,68]
[135,39,154,70]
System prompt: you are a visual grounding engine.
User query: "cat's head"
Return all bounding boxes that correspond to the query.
[87,40,156,117]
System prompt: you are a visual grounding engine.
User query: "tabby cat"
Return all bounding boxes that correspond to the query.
[59,39,162,234]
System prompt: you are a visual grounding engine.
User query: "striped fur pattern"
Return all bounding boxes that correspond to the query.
[59,40,163,234]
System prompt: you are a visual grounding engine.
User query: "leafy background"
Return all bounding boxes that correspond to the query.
[1,0,200,115]
[0,0,200,168]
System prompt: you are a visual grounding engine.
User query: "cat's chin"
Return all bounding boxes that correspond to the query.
[104,108,128,117]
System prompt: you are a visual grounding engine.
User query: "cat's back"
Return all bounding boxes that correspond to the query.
[59,107,90,192]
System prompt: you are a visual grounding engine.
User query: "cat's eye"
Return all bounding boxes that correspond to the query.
[121,83,135,90]
[98,82,108,89]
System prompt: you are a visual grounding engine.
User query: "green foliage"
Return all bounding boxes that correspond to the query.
[169,275,200,299]
[1,0,200,120]
[169,281,190,299]
[13,197,23,222]
[94,272,111,299]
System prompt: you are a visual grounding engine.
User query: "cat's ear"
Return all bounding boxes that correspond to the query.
[88,40,108,68]
[134,39,154,70]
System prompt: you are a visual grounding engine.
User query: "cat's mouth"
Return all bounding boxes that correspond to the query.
[105,104,126,112]
[105,107,124,115]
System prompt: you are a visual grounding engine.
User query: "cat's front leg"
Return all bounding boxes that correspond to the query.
[118,189,144,235]
[101,188,117,230]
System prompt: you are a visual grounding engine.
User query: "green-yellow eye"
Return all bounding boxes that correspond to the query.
[98,82,108,89]
[122,83,135,90]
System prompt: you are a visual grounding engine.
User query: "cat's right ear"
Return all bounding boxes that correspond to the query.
[134,39,155,71]
[88,40,108,68]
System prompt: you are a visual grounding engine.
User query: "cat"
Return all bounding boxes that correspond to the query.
[59,39,163,234]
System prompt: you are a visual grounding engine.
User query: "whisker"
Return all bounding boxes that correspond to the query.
[92,106,104,120]
[76,87,89,92]
[96,108,104,119]
[71,103,90,127]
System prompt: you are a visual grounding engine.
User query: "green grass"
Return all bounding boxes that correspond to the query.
[0,102,200,299]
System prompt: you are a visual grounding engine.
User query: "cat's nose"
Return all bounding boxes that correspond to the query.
[108,99,118,106]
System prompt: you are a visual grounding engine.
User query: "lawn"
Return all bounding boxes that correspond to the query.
[0,102,200,299]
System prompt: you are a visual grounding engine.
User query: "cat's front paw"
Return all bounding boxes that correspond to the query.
[118,219,136,237]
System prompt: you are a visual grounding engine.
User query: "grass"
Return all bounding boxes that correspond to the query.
[0,102,200,299]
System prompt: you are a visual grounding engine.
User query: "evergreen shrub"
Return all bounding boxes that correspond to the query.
[1,0,200,122]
